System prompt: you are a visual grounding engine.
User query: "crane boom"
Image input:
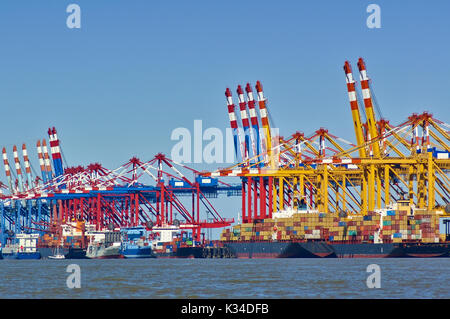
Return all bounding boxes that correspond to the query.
[357,58,381,157]
[344,61,367,158]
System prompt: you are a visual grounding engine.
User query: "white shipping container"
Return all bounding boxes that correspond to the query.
[305,234,321,239]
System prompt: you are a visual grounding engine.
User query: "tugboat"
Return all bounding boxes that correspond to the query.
[120,226,155,258]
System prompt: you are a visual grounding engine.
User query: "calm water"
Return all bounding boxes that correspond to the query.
[0,258,448,299]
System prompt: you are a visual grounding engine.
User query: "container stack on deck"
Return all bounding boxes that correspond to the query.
[221,206,443,244]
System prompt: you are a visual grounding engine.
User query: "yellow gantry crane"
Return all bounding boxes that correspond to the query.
[208,59,450,219]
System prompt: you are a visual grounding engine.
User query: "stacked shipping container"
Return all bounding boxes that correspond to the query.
[221,210,442,244]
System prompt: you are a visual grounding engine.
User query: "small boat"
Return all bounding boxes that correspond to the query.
[48,246,65,260]
[48,239,66,259]
[48,254,65,260]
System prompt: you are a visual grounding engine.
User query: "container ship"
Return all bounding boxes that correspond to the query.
[220,200,450,258]
[151,225,209,258]
[198,63,450,259]
[2,233,41,259]
[85,228,122,259]
[120,226,155,258]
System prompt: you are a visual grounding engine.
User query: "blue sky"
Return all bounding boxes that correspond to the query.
[0,1,449,228]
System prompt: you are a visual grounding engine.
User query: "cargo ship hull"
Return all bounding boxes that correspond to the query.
[2,252,41,260]
[331,242,450,258]
[121,246,155,258]
[154,247,205,258]
[65,247,87,259]
[86,245,122,259]
[224,241,450,258]
[224,241,336,258]
[17,252,41,260]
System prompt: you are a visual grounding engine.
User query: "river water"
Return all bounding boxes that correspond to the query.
[0,258,448,299]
